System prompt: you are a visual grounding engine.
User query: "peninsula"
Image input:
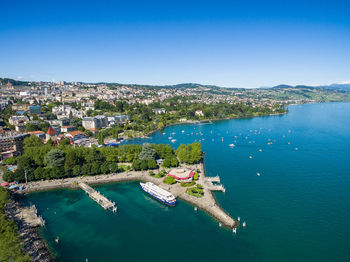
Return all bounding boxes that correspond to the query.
[18,162,237,228]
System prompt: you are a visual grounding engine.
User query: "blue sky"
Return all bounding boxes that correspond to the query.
[1,0,350,88]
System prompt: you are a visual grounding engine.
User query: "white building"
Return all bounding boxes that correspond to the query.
[152,108,166,114]
[82,115,108,129]
[195,110,204,117]
[9,115,29,126]
[107,115,130,126]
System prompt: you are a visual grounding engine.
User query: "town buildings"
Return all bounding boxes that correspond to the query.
[0,131,30,158]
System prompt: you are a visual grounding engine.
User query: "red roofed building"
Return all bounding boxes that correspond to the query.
[168,169,195,183]
[88,128,99,135]
[65,131,88,145]
[46,126,57,142]
[26,130,45,140]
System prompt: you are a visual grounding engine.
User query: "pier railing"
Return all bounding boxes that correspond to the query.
[78,183,117,212]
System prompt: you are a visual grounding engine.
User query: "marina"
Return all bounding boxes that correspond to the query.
[19,162,236,228]
[18,103,350,262]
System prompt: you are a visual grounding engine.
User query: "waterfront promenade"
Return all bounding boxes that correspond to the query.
[18,163,237,228]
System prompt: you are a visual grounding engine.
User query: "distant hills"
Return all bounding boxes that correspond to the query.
[1,77,350,92]
[269,83,350,91]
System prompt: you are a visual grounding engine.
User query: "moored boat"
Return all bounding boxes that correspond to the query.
[140,182,176,206]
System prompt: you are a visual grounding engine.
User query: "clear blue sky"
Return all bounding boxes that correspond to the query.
[1,0,350,88]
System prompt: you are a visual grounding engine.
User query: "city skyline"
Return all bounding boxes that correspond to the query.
[1,0,350,88]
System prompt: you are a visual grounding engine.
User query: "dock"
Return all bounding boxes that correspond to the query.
[205,176,226,192]
[78,183,117,212]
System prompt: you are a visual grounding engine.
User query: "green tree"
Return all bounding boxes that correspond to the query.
[97,132,105,145]
[73,165,81,176]
[60,139,71,146]
[140,159,148,170]
[45,149,65,167]
[26,122,39,131]
[64,150,78,172]
[132,159,141,171]
[24,135,43,149]
[147,159,158,169]
[100,162,110,174]
[163,176,176,185]
[139,143,156,160]
[109,162,118,173]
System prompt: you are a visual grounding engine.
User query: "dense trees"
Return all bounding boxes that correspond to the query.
[0,187,31,261]
[2,139,201,183]
[176,143,202,164]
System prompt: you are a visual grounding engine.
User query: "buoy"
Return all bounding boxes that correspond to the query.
[249,156,253,159]
[295,147,298,150]
[259,149,262,152]
[55,237,59,243]
[194,207,197,211]
[233,228,237,234]
[238,217,241,221]
[242,222,246,227]
[257,173,260,176]
[219,223,222,227]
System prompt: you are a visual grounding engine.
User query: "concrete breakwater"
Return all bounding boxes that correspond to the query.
[18,163,237,228]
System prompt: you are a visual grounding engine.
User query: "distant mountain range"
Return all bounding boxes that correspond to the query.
[268,84,350,91]
[1,77,350,91]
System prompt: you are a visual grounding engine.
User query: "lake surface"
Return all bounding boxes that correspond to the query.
[23,103,350,261]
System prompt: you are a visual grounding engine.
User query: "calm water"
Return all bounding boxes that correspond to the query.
[23,103,350,261]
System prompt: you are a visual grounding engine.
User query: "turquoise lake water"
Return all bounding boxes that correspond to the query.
[23,103,350,261]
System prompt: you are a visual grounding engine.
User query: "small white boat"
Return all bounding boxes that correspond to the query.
[257,173,261,176]
[242,222,246,227]
[229,144,235,147]
[171,139,176,143]
[168,137,172,140]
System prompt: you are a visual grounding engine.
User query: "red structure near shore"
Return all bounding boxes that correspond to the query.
[168,170,195,183]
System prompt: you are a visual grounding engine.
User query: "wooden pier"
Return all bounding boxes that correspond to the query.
[78,183,117,212]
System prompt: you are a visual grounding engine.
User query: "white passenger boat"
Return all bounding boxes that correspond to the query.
[140,182,177,206]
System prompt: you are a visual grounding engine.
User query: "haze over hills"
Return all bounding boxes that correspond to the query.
[2,77,350,91]
[267,83,350,91]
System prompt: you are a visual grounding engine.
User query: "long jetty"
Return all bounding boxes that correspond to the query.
[78,182,117,212]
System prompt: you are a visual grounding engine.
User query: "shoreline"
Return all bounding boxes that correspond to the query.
[18,163,237,228]
[4,195,53,262]
[130,111,288,139]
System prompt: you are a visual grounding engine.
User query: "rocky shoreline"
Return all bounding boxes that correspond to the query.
[5,195,54,262]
